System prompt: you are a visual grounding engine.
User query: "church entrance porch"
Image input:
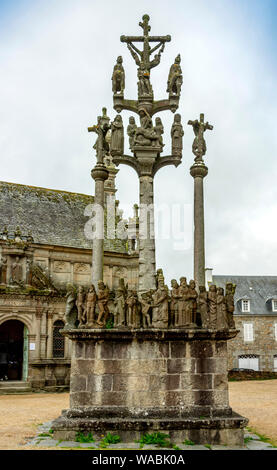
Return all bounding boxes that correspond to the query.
[0,320,28,381]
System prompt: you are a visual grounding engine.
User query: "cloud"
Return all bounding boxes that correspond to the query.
[0,0,276,283]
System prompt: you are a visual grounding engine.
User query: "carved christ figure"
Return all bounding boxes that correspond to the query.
[188,114,213,162]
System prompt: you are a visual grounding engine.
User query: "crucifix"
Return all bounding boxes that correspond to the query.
[121,14,171,74]
[88,107,110,165]
[188,113,213,163]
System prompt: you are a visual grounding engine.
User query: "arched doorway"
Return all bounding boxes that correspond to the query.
[0,320,28,381]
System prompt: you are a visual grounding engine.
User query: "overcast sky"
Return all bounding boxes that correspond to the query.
[0,0,277,284]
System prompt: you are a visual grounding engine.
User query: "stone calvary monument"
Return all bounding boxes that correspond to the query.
[52,15,248,446]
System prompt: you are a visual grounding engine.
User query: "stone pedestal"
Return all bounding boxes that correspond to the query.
[51,328,248,445]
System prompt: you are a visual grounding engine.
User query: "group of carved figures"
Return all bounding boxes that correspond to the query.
[110,111,183,156]
[0,254,56,290]
[111,54,182,99]
[65,275,236,331]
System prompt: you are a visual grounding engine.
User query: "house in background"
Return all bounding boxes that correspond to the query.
[211,273,277,372]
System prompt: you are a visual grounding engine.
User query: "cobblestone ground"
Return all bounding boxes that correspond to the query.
[0,380,276,450]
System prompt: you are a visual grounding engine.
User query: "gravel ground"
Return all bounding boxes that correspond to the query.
[0,380,276,450]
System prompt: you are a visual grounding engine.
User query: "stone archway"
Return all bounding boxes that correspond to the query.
[0,320,28,381]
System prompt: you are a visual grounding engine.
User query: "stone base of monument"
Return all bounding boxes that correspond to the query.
[51,328,248,446]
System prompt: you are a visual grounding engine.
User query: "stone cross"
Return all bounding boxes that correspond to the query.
[88,107,110,165]
[188,113,213,163]
[121,14,170,74]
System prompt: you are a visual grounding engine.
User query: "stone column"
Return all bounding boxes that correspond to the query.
[47,310,54,359]
[35,312,42,360]
[190,162,208,290]
[138,174,156,293]
[91,164,109,289]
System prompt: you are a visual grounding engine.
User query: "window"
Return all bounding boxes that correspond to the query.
[242,300,250,312]
[243,323,254,342]
[272,300,277,312]
[238,355,259,371]
[53,321,65,358]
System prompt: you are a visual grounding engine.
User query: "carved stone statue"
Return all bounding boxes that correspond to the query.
[137,69,153,97]
[225,282,236,329]
[167,54,183,96]
[154,117,164,147]
[187,280,198,325]
[114,287,126,327]
[96,281,110,327]
[152,276,168,328]
[110,115,124,156]
[170,279,179,327]
[134,110,159,147]
[86,284,97,327]
[208,284,217,329]
[198,286,209,328]
[88,108,110,165]
[0,257,7,284]
[76,286,86,327]
[126,290,140,328]
[177,277,189,327]
[216,286,229,329]
[65,284,78,329]
[112,56,125,95]
[127,116,137,151]
[188,113,213,163]
[140,291,152,328]
[171,114,184,157]
[10,256,23,284]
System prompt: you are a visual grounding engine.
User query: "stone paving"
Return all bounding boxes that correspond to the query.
[25,421,277,450]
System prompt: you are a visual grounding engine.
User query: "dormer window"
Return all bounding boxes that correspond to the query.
[272,300,277,312]
[242,299,250,312]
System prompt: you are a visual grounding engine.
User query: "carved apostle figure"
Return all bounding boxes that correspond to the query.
[152,278,169,328]
[154,117,164,147]
[170,279,179,327]
[86,284,97,327]
[110,115,124,156]
[96,281,110,327]
[198,286,209,329]
[171,114,184,157]
[140,291,152,328]
[112,56,125,95]
[114,287,126,327]
[65,284,78,329]
[208,284,217,329]
[0,256,7,285]
[127,116,137,151]
[10,256,23,284]
[76,286,86,327]
[126,290,140,328]
[216,286,229,329]
[177,277,189,327]
[187,280,198,325]
[167,54,183,96]
[225,282,236,329]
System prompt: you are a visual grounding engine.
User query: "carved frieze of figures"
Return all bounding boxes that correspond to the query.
[112,56,125,95]
[110,115,124,156]
[152,273,168,328]
[167,54,183,96]
[171,114,184,157]
[86,285,97,327]
[127,116,137,151]
[170,279,179,327]
[140,291,152,328]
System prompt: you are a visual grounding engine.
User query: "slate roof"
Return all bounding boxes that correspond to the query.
[213,275,277,316]
[0,181,128,253]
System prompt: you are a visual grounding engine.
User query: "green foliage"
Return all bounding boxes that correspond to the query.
[244,436,254,444]
[183,439,195,446]
[136,432,172,448]
[204,444,212,449]
[105,317,114,329]
[75,431,95,443]
[99,433,121,447]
